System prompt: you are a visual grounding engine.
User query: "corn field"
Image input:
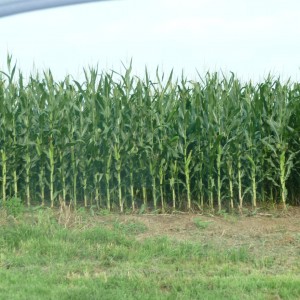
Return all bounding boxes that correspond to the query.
[0,58,300,212]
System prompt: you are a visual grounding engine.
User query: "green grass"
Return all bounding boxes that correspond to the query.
[0,210,299,299]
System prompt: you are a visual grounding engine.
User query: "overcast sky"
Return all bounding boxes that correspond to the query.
[0,0,299,82]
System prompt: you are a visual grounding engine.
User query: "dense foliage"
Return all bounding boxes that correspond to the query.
[0,58,299,211]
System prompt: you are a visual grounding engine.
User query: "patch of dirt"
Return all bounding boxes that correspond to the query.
[95,207,300,271]
[102,207,300,242]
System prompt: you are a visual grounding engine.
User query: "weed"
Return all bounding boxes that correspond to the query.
[3,197,24,217]
[113,219,148,235]
[98,208,111,216]
[193,217,211,229]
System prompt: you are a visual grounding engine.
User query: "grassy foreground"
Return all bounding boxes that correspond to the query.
[0,208,300,300]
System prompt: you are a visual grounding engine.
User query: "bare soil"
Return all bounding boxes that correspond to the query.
[100,207,300,241]
[96,207,300,273]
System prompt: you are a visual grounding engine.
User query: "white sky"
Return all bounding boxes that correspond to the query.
[0,0,300,82]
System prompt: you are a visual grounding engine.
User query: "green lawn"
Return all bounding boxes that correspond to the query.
[0,208,299,300]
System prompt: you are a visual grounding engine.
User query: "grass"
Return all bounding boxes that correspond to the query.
[0,208,299,299]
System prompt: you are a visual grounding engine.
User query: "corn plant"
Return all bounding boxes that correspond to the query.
[0,58,300,211]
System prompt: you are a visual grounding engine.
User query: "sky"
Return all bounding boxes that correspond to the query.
[0,0,299,82]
